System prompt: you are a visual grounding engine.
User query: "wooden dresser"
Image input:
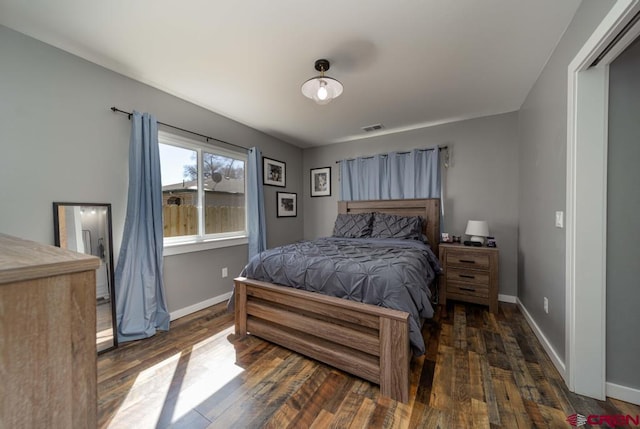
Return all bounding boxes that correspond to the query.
[439,243,499,313]
[0,233,100,429]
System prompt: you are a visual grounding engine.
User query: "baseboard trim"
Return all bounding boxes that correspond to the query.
[170,291,232,321]
[606,382,640,406]
[499,294,517,303]
[517,298,566,379]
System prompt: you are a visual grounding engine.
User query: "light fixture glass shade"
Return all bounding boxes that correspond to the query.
[301,76,343,105]
[465,220,489,243]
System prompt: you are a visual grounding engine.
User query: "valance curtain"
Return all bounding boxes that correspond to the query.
[114,111,170,342]
[247,147,266,258]
[339,147,441,200]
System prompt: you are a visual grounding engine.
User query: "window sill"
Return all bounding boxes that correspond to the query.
[163,235,248,256]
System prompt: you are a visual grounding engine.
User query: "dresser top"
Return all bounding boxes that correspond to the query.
[0,233,100,284]
[439,243,499,252]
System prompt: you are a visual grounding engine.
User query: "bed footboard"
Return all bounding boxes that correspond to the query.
[234,277,410,403]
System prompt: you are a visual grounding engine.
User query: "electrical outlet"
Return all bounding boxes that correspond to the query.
[222,267,228,278]
[544,297,549,314]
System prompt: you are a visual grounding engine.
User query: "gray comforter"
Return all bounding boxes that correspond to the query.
[239,237,441,355]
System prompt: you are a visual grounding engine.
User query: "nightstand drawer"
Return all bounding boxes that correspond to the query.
[446,268,490,286]
[447,282,489,298]
[446,251,490,270]
[439,243,499,313]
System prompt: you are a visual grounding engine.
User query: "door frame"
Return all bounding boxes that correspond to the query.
[566,0,640,400]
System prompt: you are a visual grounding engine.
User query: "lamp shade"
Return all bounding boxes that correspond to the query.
[465,220,489,243]
[301,59,343,105]
[301,76,343,105]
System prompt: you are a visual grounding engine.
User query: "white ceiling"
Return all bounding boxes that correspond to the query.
[0,0,581,148]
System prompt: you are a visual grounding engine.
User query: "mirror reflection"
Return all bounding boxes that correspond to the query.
[53,202,118,353]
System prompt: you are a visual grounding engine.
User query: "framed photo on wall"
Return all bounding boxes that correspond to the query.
[310,166,331,197]
[276,192,297,217]
[263,157,286,187]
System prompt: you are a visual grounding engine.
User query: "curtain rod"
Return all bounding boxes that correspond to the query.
[110,107,249,151]
[335,146,449,164]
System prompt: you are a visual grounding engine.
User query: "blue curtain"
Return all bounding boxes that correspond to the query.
[247,147,266,258]
[339,155,388,200]
[115,111,170,342]
[339,148,441,200]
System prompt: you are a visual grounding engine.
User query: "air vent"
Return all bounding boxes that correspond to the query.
[361,124,384,132]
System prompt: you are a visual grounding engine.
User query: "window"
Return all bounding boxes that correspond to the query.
[158,131,247,253]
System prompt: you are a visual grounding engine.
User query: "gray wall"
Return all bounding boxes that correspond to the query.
[303,112,520,297]
[517,0,614,361]
[607,36,640,389]
[0,25,303,313]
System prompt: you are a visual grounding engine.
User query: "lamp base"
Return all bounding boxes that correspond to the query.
[470,236,485,245]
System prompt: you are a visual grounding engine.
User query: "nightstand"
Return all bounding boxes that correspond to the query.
[439,243,499,313]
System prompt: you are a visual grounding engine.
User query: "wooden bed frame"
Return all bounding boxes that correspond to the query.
[234,198,440,403]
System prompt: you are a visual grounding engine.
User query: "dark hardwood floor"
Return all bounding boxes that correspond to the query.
[98,301,640,428]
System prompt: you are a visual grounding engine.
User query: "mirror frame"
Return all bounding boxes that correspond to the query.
[53,202,118,354]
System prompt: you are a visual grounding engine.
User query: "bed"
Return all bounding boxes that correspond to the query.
[233,198,441,402]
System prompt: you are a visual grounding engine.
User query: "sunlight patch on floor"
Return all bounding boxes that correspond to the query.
[167,326,244,423]
[169,357,244,423]
[107,352,182,428]
[106,325,245,428]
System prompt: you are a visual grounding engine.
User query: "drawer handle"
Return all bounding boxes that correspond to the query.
[460,287,476,292]
[459,274,475,279]
[459,259,476,264]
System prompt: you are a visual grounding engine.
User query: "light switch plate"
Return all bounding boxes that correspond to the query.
[555,211,564,228]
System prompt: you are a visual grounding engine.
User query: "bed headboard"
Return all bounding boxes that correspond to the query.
[337,199,441,248]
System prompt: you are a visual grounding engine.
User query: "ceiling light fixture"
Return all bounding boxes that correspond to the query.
[301,59,343,105]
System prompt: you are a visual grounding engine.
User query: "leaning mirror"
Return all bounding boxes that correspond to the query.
[53,202,118,354]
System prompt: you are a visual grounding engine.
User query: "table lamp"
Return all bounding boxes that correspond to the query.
[465,220,489,245]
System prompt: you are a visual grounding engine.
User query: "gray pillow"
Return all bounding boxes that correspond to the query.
[371,212,423,240]
[332,213,374,238]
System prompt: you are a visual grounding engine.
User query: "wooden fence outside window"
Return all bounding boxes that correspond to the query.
[163,205,245,237]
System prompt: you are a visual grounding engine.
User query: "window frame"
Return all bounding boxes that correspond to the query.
[158,131,248,255]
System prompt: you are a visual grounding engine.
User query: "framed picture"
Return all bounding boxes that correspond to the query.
[310,166,331,197]
[263,157,286,187]
[276,192,297,217]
